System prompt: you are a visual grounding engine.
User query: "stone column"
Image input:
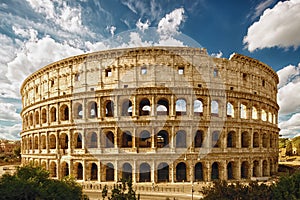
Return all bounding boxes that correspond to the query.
[132,160,137,183]
[114,160,118,182]
[151,161,155,183]
[83,160,86,181]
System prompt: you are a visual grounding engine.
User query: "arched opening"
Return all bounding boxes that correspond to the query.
[105,100,114,117]
[263,160,268,176]
[194,130,203,148]
[176,98,187,116]
[253,160,259,177]
[41,161,47,169]
[261,110,267,121]
[194,99,203,116]
[211,100,219,117]
[35,111,39,125]
[195,162,203,181]
[28,137,32,149]
[139,98,151,116]
[74,103,83,119]
[61,162,69,177]
[252,107,258,119]
[105,163,114,181]
[41,108,47,123]
[29,113,33,126]
[106,131,114,148]
[227,131,236,148]
[176,162,187,182]
[88,101,97,118]
[34,136,38,149]
[262,133,268,148]
[75,133,82,149]
[49,162,57,177]
[157,130,169,148]
[122,131,132,148]
[122,163,132,181]
[240,104,247,119]
[76,163,83,180]
[122,99,132,116]
[50,107,57,122]
[157,162,169,182]
[88,132,97,148]
[241,161,249,179]
[227,102,234,117]
[211,162,219,180]
[91,163,98,181]
[49,135,56,149]
[253,132,259,148]
[227,162,234,180]
[59,104,69,121]
[157,98,169,115]
[139,163,151,182]
[139,130,151,148]
[241,131,250,148]
[212,131,220,148]
[41,135,46,149]
[176,130,186,148]
[59,133,68,149]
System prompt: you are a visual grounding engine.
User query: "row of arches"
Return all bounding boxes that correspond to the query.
[22,97,277,129]
[22,129,278,151]
[26,159,276,182]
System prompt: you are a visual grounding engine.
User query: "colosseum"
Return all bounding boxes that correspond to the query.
[20,46,279,195]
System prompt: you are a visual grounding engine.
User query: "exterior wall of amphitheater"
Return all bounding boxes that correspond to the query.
[20,47,279,184]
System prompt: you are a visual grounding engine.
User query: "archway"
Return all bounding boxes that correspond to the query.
[211,162,219,180]
[157,130,169,148]
[176,162,187,182]
[91,163,98,181]
[122,163,132,181]
[139,163,151,182]
[157,162,169,182]
[195,162,203,181]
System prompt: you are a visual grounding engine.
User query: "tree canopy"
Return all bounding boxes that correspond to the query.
[0,165,88,200]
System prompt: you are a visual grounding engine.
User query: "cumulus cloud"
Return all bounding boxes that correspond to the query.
[250,0,275,20]
[0,124,21,140]
[136,18,150,31]
[157,8,185,36]
[211,51,223,58]
[0,103,21,122]
[244,0,300,52]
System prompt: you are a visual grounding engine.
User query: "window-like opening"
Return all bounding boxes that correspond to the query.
[194,130,203,148]
[211,100,219,117]
[34,136,38,149]
[122,131,132,148]
[157,162,169,182]
[263,160,268,176]
[105,131,114,148]
[141,67,147,75]
[105,101,114,117]
[139,98,151,116]
[50,107,57,122]
[240,104,247,119]
[49,162,57,177]
[157,130,169,148]
[241,161,249,179]
[194,99,203,116]
[75,133,82,149]
[253,160,259,177]
[139,130,151,148]
[61,162,69,177]
[242,73,247,81]
[262,133,268,148]
[105,69,112,77]
[176,130,186,148]
[122,163,132,181]
[195,162,203,181]
[262,80,265,87]
[91,163,98,180]
[211,162,219,180]
[268,112,272,123]
[74,73,80,81]
[88,132,97,148]
[122,100,132,116]
[74,103,83,119]
[176,162,187,182]
[41,135,46,149]
[88,101,97,118]
[227,131,236,148]
[252,107,258,119]
[76,163,83,180]
[178,67,184,75]
[198,84,202,88]
[50,80,54,87]
[212,131,220,148]
[157,99,169,115]
[59,133,68,149]
[29,113,33,126]
[34,111,39,125]
[213,69,218,77]
[261,110,267,121]
[241,132,250,148]
[49,135,56,149]
[139,163,151,182]
[105,163,114,181]
[253,132,259,148]
[176,98,187,116]
[227,102,234,117]
[227,162,234,180]
[60,104,69,121]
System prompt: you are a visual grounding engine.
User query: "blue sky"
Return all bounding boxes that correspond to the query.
[0,0,300,139]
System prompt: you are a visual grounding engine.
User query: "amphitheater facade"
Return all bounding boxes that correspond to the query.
[20,46,279,185]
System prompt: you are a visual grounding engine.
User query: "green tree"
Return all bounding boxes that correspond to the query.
[101,179,139,200]
[271,171,300,199]
[286,141,293,156]
[0,165,88,200]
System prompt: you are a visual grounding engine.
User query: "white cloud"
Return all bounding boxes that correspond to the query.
[107,26,116,37]
[251,0,275,20]
[0,124,21,140]
[211,51,223,58]
[0,102,21,122]
[136,18,150,32]
[277,63,300,88]
[244,0,300,52]
[157,8,185,36]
